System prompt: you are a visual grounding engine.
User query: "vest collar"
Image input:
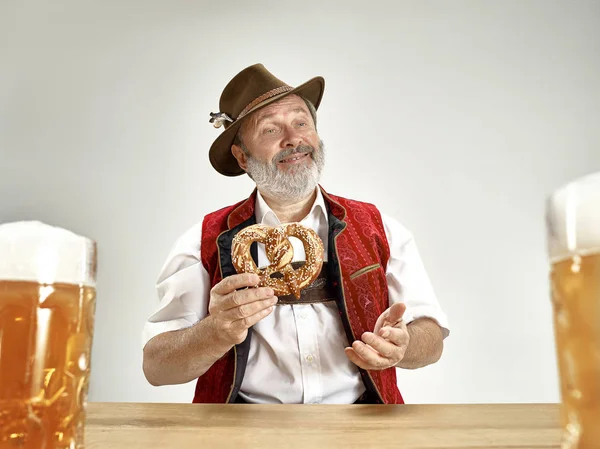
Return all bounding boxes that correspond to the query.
[226,189,258,230]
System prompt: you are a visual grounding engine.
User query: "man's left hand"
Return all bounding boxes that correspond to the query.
[344,303,410,370]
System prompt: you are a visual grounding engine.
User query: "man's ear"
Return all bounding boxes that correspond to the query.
[231,145,248,172]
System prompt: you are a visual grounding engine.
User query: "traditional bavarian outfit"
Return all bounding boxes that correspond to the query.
[142,64,449,404]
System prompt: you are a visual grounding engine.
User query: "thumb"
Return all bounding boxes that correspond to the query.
[386,302,406,325]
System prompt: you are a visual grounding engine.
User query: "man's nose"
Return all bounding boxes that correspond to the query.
[281,127,303,148]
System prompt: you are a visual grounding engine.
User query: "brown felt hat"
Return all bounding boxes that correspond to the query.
[208,64,325,176]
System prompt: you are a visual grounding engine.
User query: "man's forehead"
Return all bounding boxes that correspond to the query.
[239,94,311,136]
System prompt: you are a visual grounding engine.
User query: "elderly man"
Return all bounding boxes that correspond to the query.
[142,64,449,404]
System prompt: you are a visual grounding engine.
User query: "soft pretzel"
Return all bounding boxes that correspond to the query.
[231,223,324,299]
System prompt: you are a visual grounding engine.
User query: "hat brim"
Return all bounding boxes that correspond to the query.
[209,76,325,177]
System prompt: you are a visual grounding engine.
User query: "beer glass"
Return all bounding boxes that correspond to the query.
[0,221,97,449]
[546,172,600,449]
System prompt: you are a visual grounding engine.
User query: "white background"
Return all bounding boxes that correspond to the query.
[1,0,599,404]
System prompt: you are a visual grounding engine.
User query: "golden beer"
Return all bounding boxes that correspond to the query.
[0,222,96,449]
[551,252,600,448]
[547,172,600,449]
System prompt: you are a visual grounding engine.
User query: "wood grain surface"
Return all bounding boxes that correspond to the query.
[85,402,561,449]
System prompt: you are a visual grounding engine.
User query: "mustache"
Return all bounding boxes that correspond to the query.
[273,145,316,164]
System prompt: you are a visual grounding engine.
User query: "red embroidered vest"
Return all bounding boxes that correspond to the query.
[194,186,404,404]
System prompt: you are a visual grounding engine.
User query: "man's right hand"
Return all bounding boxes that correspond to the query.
[143,272,276,386]
[208,273,278,347]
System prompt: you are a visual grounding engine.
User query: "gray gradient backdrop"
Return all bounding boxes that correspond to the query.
[1,0,599,403]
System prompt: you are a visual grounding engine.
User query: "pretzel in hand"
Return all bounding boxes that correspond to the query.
[231,223,324,299]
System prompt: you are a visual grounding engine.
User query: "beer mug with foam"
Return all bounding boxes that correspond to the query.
[546,172,600,449]
[0,222,96,449]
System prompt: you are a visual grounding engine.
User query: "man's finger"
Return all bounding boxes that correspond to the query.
[212,273,261,295]
[222,287,275,310]
[373,311,389,335]
[231,303,275,330]
[386,302,406,325]
[361,332,398,359]
[222,296,278,320]
[350,341,390,369]
[344,347,374,371]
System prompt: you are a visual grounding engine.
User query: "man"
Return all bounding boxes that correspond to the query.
[142,64,449,404]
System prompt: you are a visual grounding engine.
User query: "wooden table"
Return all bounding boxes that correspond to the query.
[85,402,561,449]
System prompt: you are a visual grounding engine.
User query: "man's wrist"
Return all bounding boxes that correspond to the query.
[196,315,235,360]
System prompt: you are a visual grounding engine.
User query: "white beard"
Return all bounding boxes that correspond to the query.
[245,141,325,202]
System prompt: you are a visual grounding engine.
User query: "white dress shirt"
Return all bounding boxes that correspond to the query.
[143,188,449,404]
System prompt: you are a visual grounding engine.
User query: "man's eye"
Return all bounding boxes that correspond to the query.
[264,128,275,134]
[298,122,306,127]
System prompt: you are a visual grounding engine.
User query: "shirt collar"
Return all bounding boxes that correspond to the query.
[255,187,327,225]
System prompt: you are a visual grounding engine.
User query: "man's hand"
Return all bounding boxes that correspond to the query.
[143,272,277,386]
[344,303,410,370]
[208,273,278,347]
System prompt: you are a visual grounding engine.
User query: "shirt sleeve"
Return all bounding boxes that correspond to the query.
[382,213,450,339]
[141,221,211,348]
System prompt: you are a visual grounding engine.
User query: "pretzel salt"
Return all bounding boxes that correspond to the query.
[231,223,324,299]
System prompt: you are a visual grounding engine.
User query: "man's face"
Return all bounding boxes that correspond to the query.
[232,94,325,201]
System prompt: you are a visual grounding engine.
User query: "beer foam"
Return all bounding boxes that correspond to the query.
[547,172,600,262]
[0,221,96,286]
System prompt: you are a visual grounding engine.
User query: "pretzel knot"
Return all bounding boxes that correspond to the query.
[231,223,324,299]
